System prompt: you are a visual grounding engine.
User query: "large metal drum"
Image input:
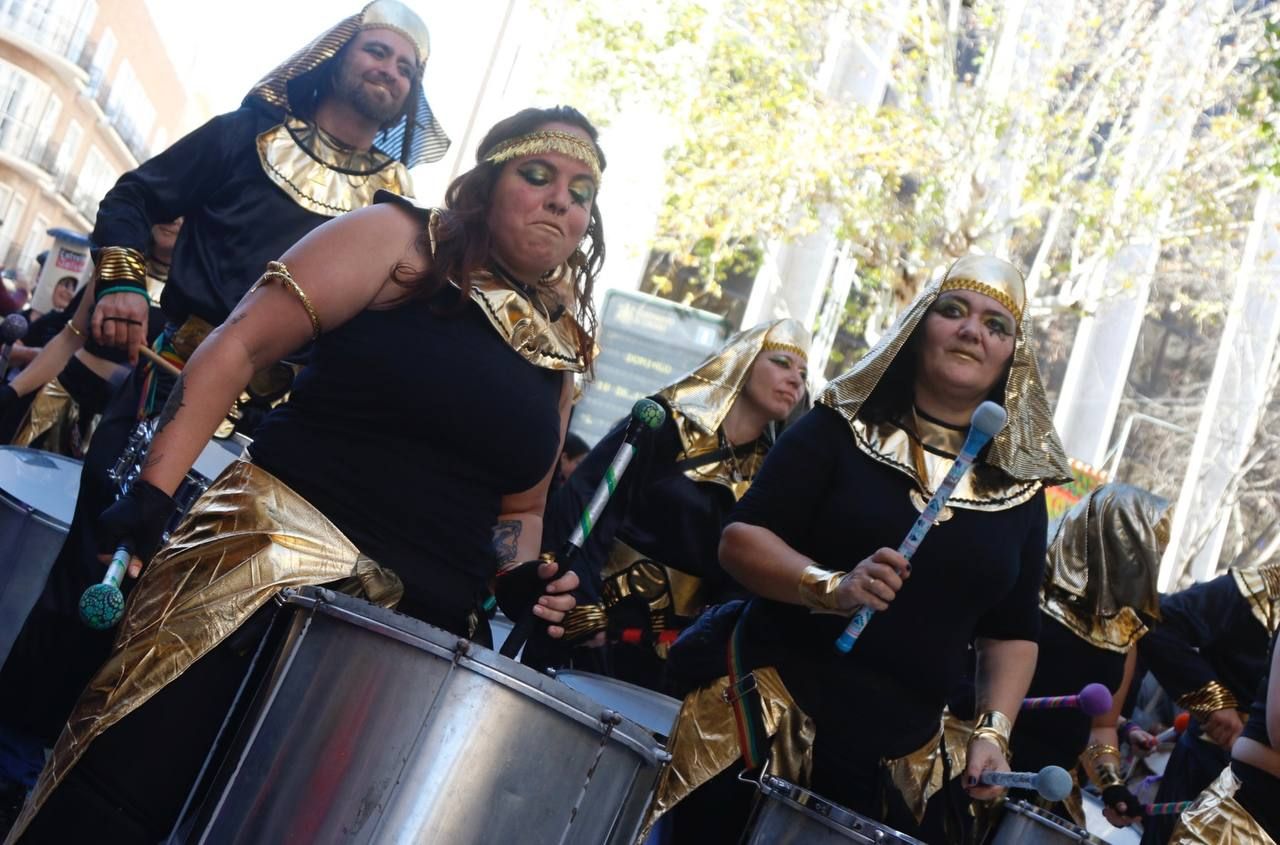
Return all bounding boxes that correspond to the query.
[553,670,682,740]
[991,799,1108,844]
[180,586,669,844]
[744,774,927,844]
[0,447,82,665]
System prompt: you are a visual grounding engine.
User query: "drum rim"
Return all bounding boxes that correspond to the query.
[1000,798,1105,843]
[550,668,682,738]
[282,587,670,765]
[756,773,927,844]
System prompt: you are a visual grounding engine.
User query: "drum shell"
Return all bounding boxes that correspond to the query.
[744,775,926,845]
[184,587,666,844]
[0,447,81,666]
[990,799,1105,845]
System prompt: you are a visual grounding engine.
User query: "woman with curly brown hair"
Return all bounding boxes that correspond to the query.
[8,105,602,842]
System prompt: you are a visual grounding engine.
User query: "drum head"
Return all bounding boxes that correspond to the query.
[191,435,247,482]
[553,670,681,738]
[0,447,83,527]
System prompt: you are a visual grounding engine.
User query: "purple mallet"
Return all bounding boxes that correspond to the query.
[1022,683,1113,717]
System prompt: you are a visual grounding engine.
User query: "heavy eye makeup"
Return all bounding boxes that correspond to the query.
[768,354,808,381]
[931,295,1013,339]
[568,176,596,207]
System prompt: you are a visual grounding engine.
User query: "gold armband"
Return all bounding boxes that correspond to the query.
[1083,743,1124,787]
[561,603,608,642]
[798,565,846,614]
[1177,680,1240,721]
[95,246,147,285]
[249,260,321,340]
[969,710,1013,759]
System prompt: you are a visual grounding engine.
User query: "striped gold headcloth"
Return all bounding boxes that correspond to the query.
[817,255,1071,485]
[657,317,810,439]
[245,2,449,166]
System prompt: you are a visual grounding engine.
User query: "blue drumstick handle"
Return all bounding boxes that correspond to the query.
[834,427,991,653]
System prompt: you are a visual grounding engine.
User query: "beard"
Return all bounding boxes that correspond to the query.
[334,64,408,126]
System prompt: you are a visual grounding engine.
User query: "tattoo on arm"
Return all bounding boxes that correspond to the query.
[142,374,185,469]
[155,374,186,434]
[493,519,522,566]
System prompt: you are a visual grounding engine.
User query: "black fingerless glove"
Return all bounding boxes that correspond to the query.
[1102,784,1145,819]
[96,481,176,566]
[493,558,551,620]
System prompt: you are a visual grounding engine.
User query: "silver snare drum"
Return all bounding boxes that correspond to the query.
[0,447,82,665]
[180,586,669,844]
[991,799,1107,844]
[745,774,927,844]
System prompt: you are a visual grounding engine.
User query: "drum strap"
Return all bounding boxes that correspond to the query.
[724,604,769,771]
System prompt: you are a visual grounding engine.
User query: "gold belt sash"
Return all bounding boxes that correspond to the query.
[7,460,401,842]
[10,378,73,451]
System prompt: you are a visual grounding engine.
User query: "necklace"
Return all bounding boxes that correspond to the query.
[719,429,746,483]
[907,406,954,522]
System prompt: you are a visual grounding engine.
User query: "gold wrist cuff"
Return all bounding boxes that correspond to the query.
[95,246,148,285]
[249,260,322,340]
[561,603,607,641]
[969,711,1013,759]
[798,565,846,614]
[1083,742,1123,785]
[1177,680,1241,721]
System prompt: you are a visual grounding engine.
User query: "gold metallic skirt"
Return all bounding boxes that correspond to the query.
[7,460,402,842]
[639,667,815,839]
[1170,765,1277,845]
[10,378,75,452]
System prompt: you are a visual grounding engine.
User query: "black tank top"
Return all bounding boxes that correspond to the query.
[249,281,564,607]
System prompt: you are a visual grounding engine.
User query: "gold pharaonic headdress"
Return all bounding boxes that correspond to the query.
[659,318,810,443]
[484,130,604,185]
[1043,484,1169,650]
[818,254,1070,487]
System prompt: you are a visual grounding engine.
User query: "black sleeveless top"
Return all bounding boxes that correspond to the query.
[249,204,565,609]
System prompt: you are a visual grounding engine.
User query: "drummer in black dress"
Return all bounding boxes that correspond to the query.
[1136,560,1279,845]
[539,318,809,689]
[650,255,1071,843]
[1169,629,1280,843]
[7,106,602,843]
[1007,484,1167,828]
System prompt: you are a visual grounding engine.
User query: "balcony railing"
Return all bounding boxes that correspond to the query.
[0,4,93,67]
[91,77,151,162]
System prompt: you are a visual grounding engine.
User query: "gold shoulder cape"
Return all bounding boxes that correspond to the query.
[1042,484,1168,652]
[6,462,402,843]
[817,272,1070,511]
[257,117,414,217]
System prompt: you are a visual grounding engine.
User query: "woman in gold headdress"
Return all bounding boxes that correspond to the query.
[7,106,602,843]
[536,319,810,689]
[1002,484,1168,828]
[651,256,1070,843]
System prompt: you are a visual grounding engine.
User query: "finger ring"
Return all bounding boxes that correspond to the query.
[867,576,878,588]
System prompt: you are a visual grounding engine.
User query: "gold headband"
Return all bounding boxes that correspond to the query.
[938,255,1026,324]
[484,130,603,185]
[759,317,810,361]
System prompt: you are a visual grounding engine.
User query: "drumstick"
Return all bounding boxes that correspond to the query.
[78,544,131,629]
[1022,683,1113,717]
[1154,712,1192,744]
[139,345,182,377]
[498,399,666,659]
[1144,800,1192,816]
[835,401,1007,652]
[979,765,1073,802]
